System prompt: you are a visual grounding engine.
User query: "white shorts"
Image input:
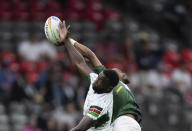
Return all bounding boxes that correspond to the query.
[112,116,141,131]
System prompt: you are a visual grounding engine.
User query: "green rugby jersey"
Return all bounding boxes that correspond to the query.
[93,65,142,123]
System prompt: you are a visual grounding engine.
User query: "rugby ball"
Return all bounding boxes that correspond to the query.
[44,16,61,45]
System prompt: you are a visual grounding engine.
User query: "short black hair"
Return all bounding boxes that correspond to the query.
[103,69,119,87]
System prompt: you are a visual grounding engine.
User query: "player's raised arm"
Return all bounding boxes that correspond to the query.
[65,37,93,77]
[69,39,102,67]
[59,21,92,77]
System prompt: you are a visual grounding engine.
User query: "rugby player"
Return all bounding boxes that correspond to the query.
[59,21,119,131]
[59,21,142,131]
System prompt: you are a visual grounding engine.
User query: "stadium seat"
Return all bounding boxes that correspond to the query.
[67,0,84,11]
[0,0,11,11]
[1,51,16,63]
[12,1,28,11]
[105,20,123,32]
[70,21,83,32]
[0,21,12,32]
[20,61,37,73]
[9,62,20,72]
[84,10,104,29]
[82,21,96,32]
[163,50,180,69]
[37,61,49,73]
[163,63,175,77]
[82,32,98,43]
[29,0,44,11]
[104,9,120,21]
[13,10,29,22]
[30,10,46,21]
[9,103,26,114]
[45,0,61,11]
[30,21,44,32]
[27,72,39,84]
[86,0,103,11]
[27,103,42,115]
[0,124,9,131]
[63,9,81,21]
[0,115,8,125]
[123,18,140,33]
[12,32,29,43]
[0,31,12,43]
[0,40,13,51]
[13,22,29,32]
[0,10,12,21]
[0,104,5,115]
[181,49,192,62]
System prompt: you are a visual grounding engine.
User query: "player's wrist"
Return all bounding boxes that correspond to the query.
[69,38,77,46]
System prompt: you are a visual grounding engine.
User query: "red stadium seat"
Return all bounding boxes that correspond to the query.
[162,63,175,77]
[30,10,45,21]
[9,62,20,72]
[104,9,120,21]
[37,61,49,73]
[122,59,138,72]
[45,0,60,11]
[12,1,28,11]
[181,49,192,62]
[63,9,81,21]
[0,0,11,11]
[26,72,39,84]
[86,0,103,11]
[0,10,12,21]
[84,10,104,29]
[20,61,37,73]
[13,10,29,21]
[29,0,44,11]
[163,50,180,69]
[1,51,16,63]
[67,0,84,11]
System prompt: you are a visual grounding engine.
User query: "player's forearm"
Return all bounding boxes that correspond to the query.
[70,116,93,131]
[64,38,86,65]
[69,38,102,67]
[74,42,95,60]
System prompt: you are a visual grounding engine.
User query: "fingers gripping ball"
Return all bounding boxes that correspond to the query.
[44,16,61,45]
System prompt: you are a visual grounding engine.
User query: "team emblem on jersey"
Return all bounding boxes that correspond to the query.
[88,106,103,118]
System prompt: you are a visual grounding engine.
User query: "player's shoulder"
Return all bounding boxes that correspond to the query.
[113,81,131,94]
[90,92,113,106]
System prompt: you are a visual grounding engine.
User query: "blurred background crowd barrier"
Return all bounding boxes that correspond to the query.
[0,0,192,131]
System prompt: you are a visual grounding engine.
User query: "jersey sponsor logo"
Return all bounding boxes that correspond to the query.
[88,106,103,118]
[116,86,123,93]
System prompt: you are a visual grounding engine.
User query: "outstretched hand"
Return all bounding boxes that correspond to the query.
[58,20,70,44]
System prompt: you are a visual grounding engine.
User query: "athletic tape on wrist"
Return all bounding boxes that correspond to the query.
[69,38,77,46]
